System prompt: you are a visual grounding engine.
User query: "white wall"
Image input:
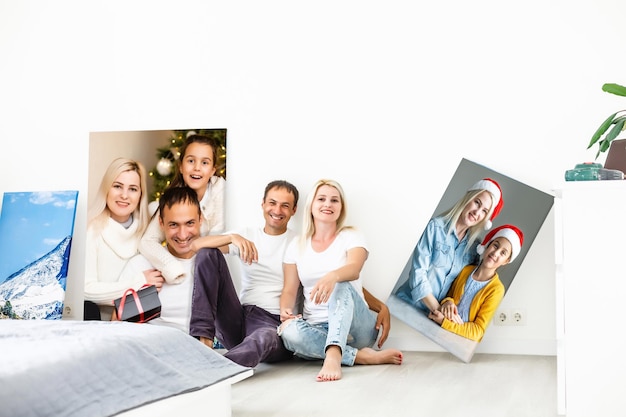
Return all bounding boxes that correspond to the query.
[1,0,624,355]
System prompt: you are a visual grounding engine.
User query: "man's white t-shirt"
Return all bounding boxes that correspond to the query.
[119,254,195,334]
[283,228,368,324]
[229,227,296,315]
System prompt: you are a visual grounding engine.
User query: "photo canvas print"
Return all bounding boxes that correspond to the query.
[85,128,226,325]
[388,159,553,362]
[0,191,79,320]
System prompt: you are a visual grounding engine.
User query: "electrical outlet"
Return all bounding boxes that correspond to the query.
[493,308,526,326]
[511,309,526,326]
[494,309,509,325]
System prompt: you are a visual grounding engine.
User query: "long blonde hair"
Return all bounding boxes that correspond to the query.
[88,157,149,238]
[440,189,496,249]
[299,179,352,247]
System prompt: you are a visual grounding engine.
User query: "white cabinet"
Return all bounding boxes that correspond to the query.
[555,181,626,416]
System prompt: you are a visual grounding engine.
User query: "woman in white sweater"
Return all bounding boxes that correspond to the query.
[84,158,160,320]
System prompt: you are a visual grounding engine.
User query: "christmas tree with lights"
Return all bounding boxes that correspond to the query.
[148,129,227,202]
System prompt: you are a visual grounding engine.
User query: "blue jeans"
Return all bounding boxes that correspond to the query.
[278,281,378,366]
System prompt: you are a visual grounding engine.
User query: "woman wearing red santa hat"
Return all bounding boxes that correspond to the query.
[396,178,504,316]
[428,224,524,342]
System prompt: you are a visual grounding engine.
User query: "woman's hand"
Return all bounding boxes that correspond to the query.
[440,300,463,324]
[310,273,337,304]
[143,268,164,291]
[280,309,300,322]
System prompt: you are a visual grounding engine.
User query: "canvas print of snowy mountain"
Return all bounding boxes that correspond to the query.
[0,191,79,320]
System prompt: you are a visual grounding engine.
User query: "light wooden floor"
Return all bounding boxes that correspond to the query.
[231,351,558,417]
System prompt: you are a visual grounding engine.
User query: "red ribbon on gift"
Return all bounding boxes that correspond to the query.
[117,284,156,323]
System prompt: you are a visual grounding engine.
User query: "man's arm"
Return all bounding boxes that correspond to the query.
[363,287,390,348]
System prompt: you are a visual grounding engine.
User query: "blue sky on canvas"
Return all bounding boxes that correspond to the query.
[0,191,78,283]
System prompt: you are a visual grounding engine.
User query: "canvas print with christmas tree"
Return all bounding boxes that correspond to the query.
[0,190,79,320]
[88,128,227,216]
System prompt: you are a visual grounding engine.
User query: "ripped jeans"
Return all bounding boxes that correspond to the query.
[278,281,378,366]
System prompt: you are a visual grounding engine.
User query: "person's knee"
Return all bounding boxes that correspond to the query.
[249,327,281,349]
[331,281,353,299]
[196,247,222,265]
[277,317,301,349]
[329,281,357,308]
[258,326,280,340]
[277,317,296,337]
[195,247,230,284]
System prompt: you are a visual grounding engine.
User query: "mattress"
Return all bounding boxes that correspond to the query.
[0,319,251,417]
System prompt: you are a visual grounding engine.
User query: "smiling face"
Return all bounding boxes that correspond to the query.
[311,184,342,225]
[106,170,142,223]
[458,190,493,229]
[262,186,297,235]
[178,142,217,199]
[481,236,512,269]
[159,201,201,259]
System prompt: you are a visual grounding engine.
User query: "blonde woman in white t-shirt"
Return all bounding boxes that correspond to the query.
[279,179,403,382]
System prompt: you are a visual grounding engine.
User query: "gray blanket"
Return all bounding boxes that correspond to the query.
[0,320,251,417]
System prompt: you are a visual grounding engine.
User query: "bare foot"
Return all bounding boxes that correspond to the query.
[317,345,342,382]
[355,347,403,365]
[200,336,214,349]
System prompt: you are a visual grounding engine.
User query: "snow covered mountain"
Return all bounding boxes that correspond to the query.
[0,236,72,320]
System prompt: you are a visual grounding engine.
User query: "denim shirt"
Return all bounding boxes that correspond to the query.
[397,216,478,312]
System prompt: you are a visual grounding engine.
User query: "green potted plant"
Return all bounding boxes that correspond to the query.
[588,83,626,159]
